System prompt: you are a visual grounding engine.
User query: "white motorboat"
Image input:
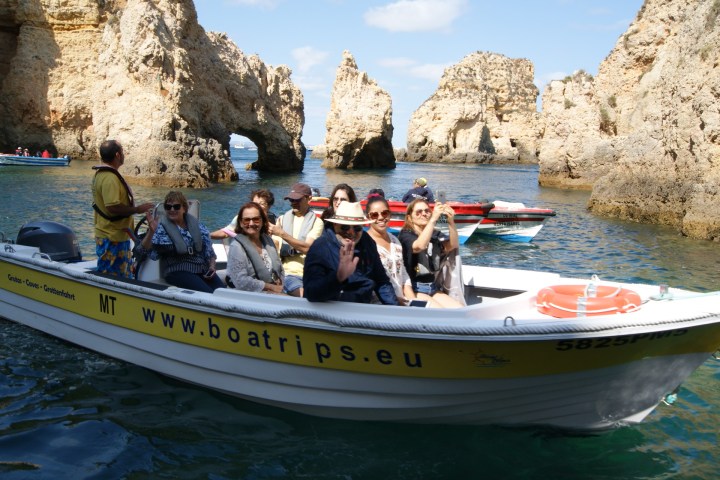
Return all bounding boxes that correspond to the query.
[1,223,719,430]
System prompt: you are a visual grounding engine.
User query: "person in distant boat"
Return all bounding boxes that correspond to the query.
[23,148,30,157]
[401,177,434,203]
[320,183,357,224]
[225,202,285,293]
[92,140,154,278]
[398,198,463,308]
[41,149,51,158]
[268,182,323,297]
[137,191,224,293]
[15,147,22,156]
[210,188,276,240]
[304,201,398,305]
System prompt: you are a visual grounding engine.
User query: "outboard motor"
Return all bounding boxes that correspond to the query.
[17,221,82,262]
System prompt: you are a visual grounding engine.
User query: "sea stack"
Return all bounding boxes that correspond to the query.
[407,51,540,164]
[538,0,720,240]
[321,50,395,169]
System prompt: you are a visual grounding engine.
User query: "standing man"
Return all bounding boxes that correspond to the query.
[92,140,153,278]
[269,182,323,297]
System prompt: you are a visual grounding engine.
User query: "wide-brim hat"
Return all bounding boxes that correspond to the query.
[327,201,371,225]
[284,182,312,200]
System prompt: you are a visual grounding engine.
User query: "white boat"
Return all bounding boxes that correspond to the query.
[476,200,556,243]
[0,154,71,167]
[1,224,719,430]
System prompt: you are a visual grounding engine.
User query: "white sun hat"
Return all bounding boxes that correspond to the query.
[326,201,371,225]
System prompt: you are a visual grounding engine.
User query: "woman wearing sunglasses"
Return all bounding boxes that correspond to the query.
[138,191,224,292]
[365,195,423,306]
[398,198,463,308]
[320,183,357,224]
[304,202,398,305]
[226,202,285,293]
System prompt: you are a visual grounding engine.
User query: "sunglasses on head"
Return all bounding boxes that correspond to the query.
[164,203,182,211]
[413,208,431,217]
[367,209,391,220]
[339,225,364,233]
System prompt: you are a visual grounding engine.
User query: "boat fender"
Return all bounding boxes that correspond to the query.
[536,284,641,318]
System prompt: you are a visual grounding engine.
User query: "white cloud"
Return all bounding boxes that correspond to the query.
[408,63,448,81]
[364,0,467,32]
[291,46,329,74]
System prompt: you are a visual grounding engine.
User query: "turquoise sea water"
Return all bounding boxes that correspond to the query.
[1,150,720,479]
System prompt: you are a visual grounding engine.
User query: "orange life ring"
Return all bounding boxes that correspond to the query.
[536,284,642,318]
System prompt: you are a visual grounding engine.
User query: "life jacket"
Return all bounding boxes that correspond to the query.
[91,165,135,222]
[233,233,283,283]
[279,209,316,257]
[160,214,203,255]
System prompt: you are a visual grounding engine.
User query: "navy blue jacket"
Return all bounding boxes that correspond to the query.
[402,186,435,203]
[304,228,398,305]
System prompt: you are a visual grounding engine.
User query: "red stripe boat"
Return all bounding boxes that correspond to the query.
[309,198,555,244]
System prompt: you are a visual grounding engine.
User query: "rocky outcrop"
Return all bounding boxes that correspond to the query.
[407,51,540,164]
[321,50,395,169]
[0,0,305,187]
[539,0,720,240]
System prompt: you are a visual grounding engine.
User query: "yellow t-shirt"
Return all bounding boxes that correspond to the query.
[92,170,134,242]
[276,211,323,277]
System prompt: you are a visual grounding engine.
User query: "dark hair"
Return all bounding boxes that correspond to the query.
[367,188,385,198]
[403,198,430,232]
[234,202,269,236]
[250,188,275,207]
[321,183,357,220]
[99,140,122,163]
[365,195,389,213]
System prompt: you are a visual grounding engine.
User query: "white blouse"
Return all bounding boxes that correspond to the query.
[375,233,412,299]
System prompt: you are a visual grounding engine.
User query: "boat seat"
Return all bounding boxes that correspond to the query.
[135,199,200,284]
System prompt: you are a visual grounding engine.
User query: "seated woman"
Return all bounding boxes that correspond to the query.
[226,202,284,294]
[364,195,427,306]
[137,191,224,293]
[398,198,464,308]
[320,183,357,223]
[304,201,397,305]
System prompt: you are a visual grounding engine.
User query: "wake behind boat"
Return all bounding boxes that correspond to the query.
[309,197,555,244]
[1,222,719,430]
[0,154,71,167]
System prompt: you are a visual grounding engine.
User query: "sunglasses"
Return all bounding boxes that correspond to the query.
[333,196,349,203]
[241,216,262,224]
[339,225,364,233]
[288,197,303,203]
[413,208,432,217]
[368,209,391,220]
[164,203,182,211]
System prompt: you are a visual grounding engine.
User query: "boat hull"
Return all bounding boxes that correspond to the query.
[309,198,554,243]
[2,246,720,430]
[0,154,70,166]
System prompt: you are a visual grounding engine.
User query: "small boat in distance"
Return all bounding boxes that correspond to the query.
[0,154,71,167]
[309,197,555,244]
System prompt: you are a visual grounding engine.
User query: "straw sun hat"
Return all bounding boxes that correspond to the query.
[327,201,370,226]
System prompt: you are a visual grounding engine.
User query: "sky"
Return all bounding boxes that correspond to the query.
[194,0,645,148]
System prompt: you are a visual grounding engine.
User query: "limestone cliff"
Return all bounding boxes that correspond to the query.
[407,52,540,164]
[0,0,305,187]
[321,50,395,169]
[539,0,720,240]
